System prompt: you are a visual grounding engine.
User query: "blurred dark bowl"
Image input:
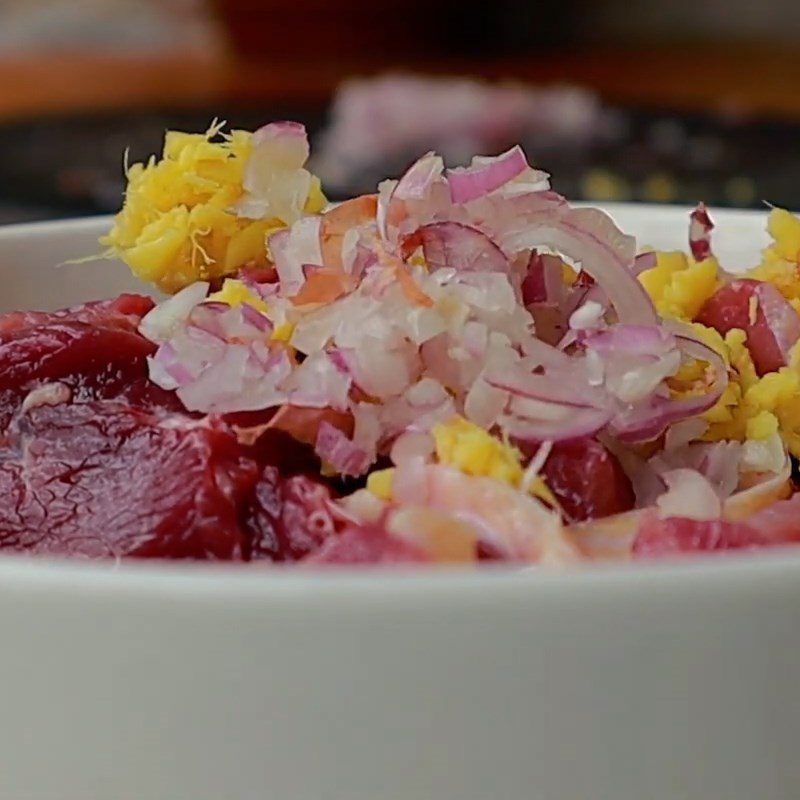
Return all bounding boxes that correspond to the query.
[0,99,797,225]
[212,0,442,59]
[210,0,557,60]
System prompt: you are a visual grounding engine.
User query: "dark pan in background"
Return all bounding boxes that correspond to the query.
[0,99,793,225]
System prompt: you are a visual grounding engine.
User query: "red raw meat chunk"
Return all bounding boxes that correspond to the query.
[0,400,259,559]
[0,295,355,563]
[635,484,800,559]
[740,493,800,545]
[531,437,635,522]
[306,523,429,565]
[248,427,322,475]
[633,512,769,558]
[0,320,182,428]
[243,428,353,561]
[695,279,793,376]
[0,294,180,428]
[0,294,154,335]
[246,466,338,561]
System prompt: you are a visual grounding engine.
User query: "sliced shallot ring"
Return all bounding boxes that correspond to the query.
[403,221,510,274]
[393,151,445,201]
[581,324,676,357]
[499,200,656,326]
[610,330,728,443]
[485,368,609,410]
[240,302,272,332]
[501,406,613,443]
[446,145,529,204]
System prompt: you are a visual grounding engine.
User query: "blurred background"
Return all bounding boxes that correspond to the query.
[1,0,800,223]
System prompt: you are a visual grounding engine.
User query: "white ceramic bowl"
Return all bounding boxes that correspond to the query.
[0,208,798,800]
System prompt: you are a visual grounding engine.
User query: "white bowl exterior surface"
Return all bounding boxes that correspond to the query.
[0,208,797,800]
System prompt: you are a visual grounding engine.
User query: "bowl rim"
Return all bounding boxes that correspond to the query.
[1,207,799,600]
[0,214,113,238]
[0,546,798,603]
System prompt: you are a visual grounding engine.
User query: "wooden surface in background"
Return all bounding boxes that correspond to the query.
[0,45,796,121]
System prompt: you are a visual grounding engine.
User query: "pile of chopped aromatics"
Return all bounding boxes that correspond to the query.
[99,121,800,564]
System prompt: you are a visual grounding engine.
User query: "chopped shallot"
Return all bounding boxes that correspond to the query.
[235,121,313,223]
[656,469,722,521]
[134,138,766,543]
[446,145,529,203]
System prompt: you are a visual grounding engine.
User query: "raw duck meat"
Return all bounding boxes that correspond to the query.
[542,438,636,522]
[0,296,342,562]
[632,513,768,558]
[633,494,800,559]
[245,466,339,562]
[8,123,800,568]
[518,437,636,522]
[0,294,182,427]
[0,294,154,335]
[0,321,183,428]
[306,522,429,565]
[695,279,800,376]
[0,400,259,559]
[244,413,342,562]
